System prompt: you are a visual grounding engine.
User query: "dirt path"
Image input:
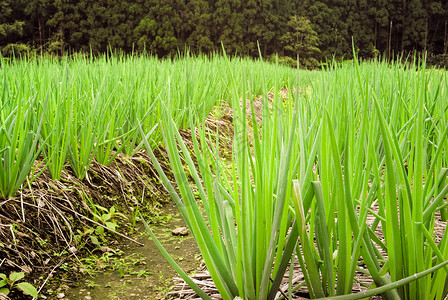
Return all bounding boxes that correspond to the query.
[65,204,201,300]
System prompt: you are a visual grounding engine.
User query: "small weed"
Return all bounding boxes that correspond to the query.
[130,269,152,278]
[92,205,127,232]
[86,280,99,288]
[78,250,149,279]
[0,272,38,299]
[37,238,48,247]
[74,204,127,249]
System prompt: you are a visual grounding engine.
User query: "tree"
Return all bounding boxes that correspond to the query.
[243,0,277,57]
[426,1,446,54]
[46,0,87,54]
[280,15,321,68]
[344,0,376,58]
[368,0,390,54]
[134,0,184,57]
[0,0,445,60]
[402,0,427,52]
[302,0,346,59]
[184,0,214,53]
[24,0,55,50]
[387,0,405,54]
[46,0,145,54]
[213,0,246,55]
[0,0,27,54]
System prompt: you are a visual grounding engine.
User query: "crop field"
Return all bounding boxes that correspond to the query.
[0,54,307,195]
[1,53,448,299]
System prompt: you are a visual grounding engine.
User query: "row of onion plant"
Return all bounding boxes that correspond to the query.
[142,53,448,299]
[0,52,305,199]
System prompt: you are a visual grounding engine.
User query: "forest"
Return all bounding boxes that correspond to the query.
[1,0,448,66]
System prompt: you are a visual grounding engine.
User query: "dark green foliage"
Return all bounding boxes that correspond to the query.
[402,0,427,51]
[182,0,214,53]
[213,0,246,55]
[24,0,55,50]
[243,0,277,56]
[280,16,320,69]
[135,0,184,56]
[0,0,27,52]
[46,0,145,54]
[304,1,347,59]
[368,0,390,55]
[427,54,448,68]
[345,0,376,58]
[1,43,30,56]
[1,0,447,61]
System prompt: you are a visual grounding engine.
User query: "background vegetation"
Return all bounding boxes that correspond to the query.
[1,0,447,67]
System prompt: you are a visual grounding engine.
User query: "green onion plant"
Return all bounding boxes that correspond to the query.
[141,52,448,300]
